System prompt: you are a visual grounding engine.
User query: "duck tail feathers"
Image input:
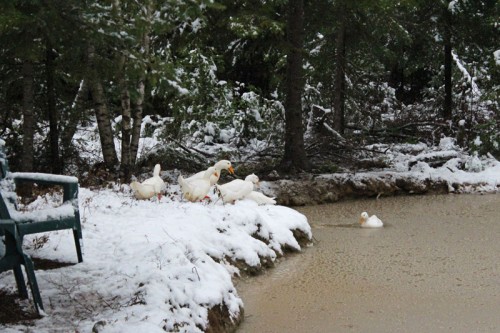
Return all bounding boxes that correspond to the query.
[153,164,161,177]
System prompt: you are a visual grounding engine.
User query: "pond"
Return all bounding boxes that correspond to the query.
[236,194,500,332]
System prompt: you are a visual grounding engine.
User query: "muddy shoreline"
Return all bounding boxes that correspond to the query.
[264,171,499,206]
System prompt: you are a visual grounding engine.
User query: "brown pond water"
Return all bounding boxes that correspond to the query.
[236,194,500,333]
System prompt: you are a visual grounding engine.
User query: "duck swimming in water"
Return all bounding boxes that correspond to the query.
[359,212,384,228]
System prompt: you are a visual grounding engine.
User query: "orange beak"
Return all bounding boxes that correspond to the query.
[228,166,235,175]
[215,171,219,177]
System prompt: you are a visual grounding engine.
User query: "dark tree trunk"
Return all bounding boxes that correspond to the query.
[280,0,309,173]
[46,41,61,174]
[333,2,346,134]
[19,60,35,196]
[90,80,119,171]
[21,60,35,173]
[443,8,453,120]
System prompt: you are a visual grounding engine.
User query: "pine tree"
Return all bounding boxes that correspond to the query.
[280,0,310,172]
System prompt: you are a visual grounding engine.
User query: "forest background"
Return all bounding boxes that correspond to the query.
[0,0,498,183]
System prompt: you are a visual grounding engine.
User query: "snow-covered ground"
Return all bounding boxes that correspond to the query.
[1,132,499,332]
[0,185,311,333]
[340,137,500,193]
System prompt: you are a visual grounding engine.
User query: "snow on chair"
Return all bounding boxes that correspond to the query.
[0,139,83,313]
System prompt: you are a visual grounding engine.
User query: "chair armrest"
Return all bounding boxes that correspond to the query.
[9,172,79,202]
[10,172,78,184]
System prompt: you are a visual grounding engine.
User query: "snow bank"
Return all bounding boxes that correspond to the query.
[266,139,500,206]
[0,187,311,333]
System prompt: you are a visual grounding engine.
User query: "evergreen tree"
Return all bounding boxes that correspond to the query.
[280,0,309,172]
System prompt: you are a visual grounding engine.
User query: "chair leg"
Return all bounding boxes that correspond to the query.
[13,264,29,298]
[22,254,44,312]
[4,231,29,298]
[73,229,83,263]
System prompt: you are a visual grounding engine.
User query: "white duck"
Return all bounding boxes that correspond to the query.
[245,191,277,205]
[242,174,276,205]
[359,212,384,228]
[187,160,235,186]
[178,167,218,202]
[130,181,155,200]
[216,174,256,204]
[130,164,165,200]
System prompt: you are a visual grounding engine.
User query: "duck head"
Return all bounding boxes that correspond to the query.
[214,160,235,175]
[245,174,260,187]
[359,212,369,225]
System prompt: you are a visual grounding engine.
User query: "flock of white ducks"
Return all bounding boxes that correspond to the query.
[130,160,276,205]
[130,162,383,227]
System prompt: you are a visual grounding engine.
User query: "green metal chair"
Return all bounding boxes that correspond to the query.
[0,140,83,313]
[3,172,84,263]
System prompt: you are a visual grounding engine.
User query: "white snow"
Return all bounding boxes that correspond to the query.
[8,201,76,223]
[473,135,482,147]
[452,50,481,98]
[494,50,500,65]
[0,184,311,333]
[448,0,459,13]
[317,139,500,194]
[438,137,457,150]
[9,172,79,184]
[316,153,500,194]
[167,79,190,95]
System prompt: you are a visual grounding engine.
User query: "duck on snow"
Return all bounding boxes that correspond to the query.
[130,164,166,200]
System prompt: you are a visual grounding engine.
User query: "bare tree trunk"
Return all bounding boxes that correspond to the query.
[131,80,144,166]
[130,1,152,166]
[60,79,88,169]
[280,0,309,173]
[119,58,132,181]
[443,7,453,120]
[91,80,119,171]
[87,44,118,172]
[46,41,61,174]
[120,92,131,180]
[333,1,346,134]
